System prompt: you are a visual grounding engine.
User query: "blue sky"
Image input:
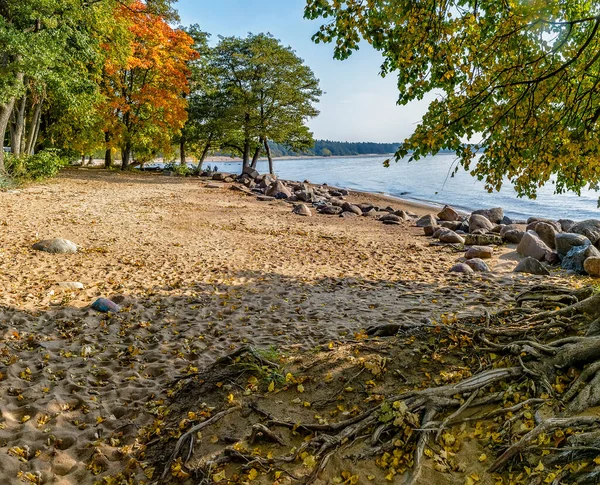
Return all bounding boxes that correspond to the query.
[176,0,433,143]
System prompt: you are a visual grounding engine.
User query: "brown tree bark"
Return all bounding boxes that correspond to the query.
[104,132,112,169]
[121,142,132,170]
[264,137,274,175]
[10,90,27,157]
[196,136,212,173]
[180,134,186,166]
[25,97,43,155]
[250,136,263,169]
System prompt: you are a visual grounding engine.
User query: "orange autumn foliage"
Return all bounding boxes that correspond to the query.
[102,1,197,159]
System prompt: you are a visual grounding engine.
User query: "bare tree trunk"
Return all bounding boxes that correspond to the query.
[88,155,93,166]
[121,142,132,171]
[25,97,43,155]
[264,137,274,175]
[242,138,250,170]
[0,97,18,173]
[196,137,211,173]
[10,90,26,157]
[250,136,263,169]
[180,134,186,166]
[81,154,86,165]
[104,131,112,169]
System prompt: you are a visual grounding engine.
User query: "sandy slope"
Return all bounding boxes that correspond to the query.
[0,169,576,484]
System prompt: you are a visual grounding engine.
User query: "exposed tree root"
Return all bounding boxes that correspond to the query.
[146,286,600,484]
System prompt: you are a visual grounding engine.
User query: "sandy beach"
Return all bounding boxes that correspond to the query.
[0,169,583,484]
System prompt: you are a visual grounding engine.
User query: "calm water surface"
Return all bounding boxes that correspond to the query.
[204,154,600,221]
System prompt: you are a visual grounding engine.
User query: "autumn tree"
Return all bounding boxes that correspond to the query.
[101,1,196,170]
[305,1,600,197]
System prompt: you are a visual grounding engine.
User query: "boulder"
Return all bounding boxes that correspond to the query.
[438,230,465,244]
[500,224,520,237]
[570,220,600,246]
[416,214,437,227]
[357,203,375,212]
[393,210,411,220]
[501,216,514,225]
[32,239,78,254]
[534,221,558,249]
[91,298,120,313]
[491,225,503,234]
[468,214,495,233]
[296,189,314,202]
[319,205,343,215]
[437,205,460,222]
[340,211,358,218]
[514,257,550,276]
[465,258,490,272]
[502,230,525,244]
[342,202,362,215]
[380,214,403,223]
[449,263,474,274]
[242,166,259,179]
[212,172,234,181]
[257,174,277,188]
[516,231,552,261]
[584,257,600,277]
[527,219,561,233]
[292,204,312,217]
[432,228,445,239]
[465,234,503,246]
[558,219,576,233]
[440,221,462,231]
[423,225,440,236]
[266,180,292,198]
[339,189,349,196]
[555,233,591,260]
[562,244,600,274]
[472,207,504,224]
[465,246,493,259]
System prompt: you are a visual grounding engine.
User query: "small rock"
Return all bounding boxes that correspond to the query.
[472,207,504,224]
[555,233,591,260]
[465,258,490,272]
[502,230,525,244]
[501,215,513,225]
[416,214,437,227]
[319,205,343,215]
[340,211,358,218]
[440,221,462,231]
[437,205,460,222]
[256,195,275,201]
[91,298,120,313]
[449,263,474,274]
[527,219,561,233]
[469,214,495,233]
[465,246,493,259]
[58,282,84,290]
[464,234,503,246]
[341,202,362,215]
[205,183,221,189]
[439,230,465,244]
[32,239,78,254]
[380,214,402,223]
[584,257,600,277]
[514,257,550,276]
[230,184,251,194]
[292,204,312,217]
[382,219,401,225]
[516,231,552,261]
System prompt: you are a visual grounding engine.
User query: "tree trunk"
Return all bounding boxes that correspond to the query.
[104,131,112,168]
[196,137,211,173]
[10,90,26,157]
[121,143,132,171]
[0,97,18,173]
[180,134,186,166]
[250,136,263,169]
[88,155,93,166]
[242,138,250,170]
[264,137,274,175]
[25,97,43,156]
[81,154,86,165]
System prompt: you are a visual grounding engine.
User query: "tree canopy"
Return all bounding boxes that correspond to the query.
[305,1,600,197]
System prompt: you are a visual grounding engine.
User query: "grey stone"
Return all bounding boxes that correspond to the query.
[423,225,440,236]
[438,230,465,244]
[257,195,275,201]
[534,222,558,249]
[562,244,600,274]
[437,205,460,222]
[558,219,576,233]
[340,211,358,218]
[342,202,362,215]
[382,219,401,225]
[502,230,525,244]
[292,204,312,217]
[464,234,503,246]
[416,214,437,227]
[516,231,552,261]
[212,172,234,181]
[449,263,474,274]
[205,183,221,189]
[555,233,591,260]
[500,224,520,237]
[570,220,600,245]
[319,205,343,215]
[465,246,493,259]
[432,228,445,239]
[501,216,513,225]
[380,214,402,223]
[584,257,600,277]
[242,166,259,179]
[527,219,561,233]
[266,180,292,198]
[32,239,78,254]
[440,221,462,231]
[357,203,375,212]
[393,210,411,220]
[296,189,314,202]
[472,207,504,224]
[465,258,490,272]
[469,214,495,233]
[514,257,550,276]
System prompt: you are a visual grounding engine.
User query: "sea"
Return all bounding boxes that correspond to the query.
[196,154,600,221]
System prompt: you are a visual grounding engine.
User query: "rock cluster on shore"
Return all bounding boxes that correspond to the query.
[420,204,600,277]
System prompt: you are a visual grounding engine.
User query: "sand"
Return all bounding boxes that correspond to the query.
[0,169,581,484]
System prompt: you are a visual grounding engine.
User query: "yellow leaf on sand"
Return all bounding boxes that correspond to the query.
[535,461,544,472]
[297,384,305,393]
[478,453,487,462]
[268,381,275,392]
[247,468,258,480]
[212,469,226,482]
[286,373,294,382]
[303,454,316,468]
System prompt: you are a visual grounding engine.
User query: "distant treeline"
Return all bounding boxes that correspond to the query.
[265,140,400,157]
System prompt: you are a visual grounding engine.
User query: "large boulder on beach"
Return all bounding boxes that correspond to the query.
[465,258,490,272]
[558,219,576,233]
[266,180,292,198]
[440,221,462,231]
[437,205,460,222]
[342,202,362,216]
[472,208,504,224]
[517,231,552,261]
[584,257,600,277]
[562,244,600,274]
[449,263,474,274]
[570,220,600,246]
[465,246,493,259]
[555,233,591,260]
[212,172,234,181]
[468,214,495,233]
[438,230,465,244]
[242,166,259,179]
[292,204,312,217]
[534,222,558,249]
[514,257,550,276]
[500,224,520,237]
[416,214,437,227]
[32,238,78,254]
[502,230,525,244]
[465,233,503,246]
[296,189,314,202]
[423,225,440,236]
[319,205,343,215]
[380,214,403,224]
[527,219,561,233]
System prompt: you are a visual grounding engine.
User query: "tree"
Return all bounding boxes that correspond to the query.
[101,1,196,170]
[305,1,600,197]
[186,33,321,174]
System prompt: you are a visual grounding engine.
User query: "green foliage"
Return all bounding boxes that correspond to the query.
[163,162,191,176]
[305,0,600,197]
[5,150,68,181]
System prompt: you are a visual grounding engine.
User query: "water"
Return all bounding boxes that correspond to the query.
[204,154,600,221]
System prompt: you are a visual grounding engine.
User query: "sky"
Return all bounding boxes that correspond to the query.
[175,0,434,143]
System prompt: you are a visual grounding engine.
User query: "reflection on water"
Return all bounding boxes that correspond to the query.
[207,155,600,220]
